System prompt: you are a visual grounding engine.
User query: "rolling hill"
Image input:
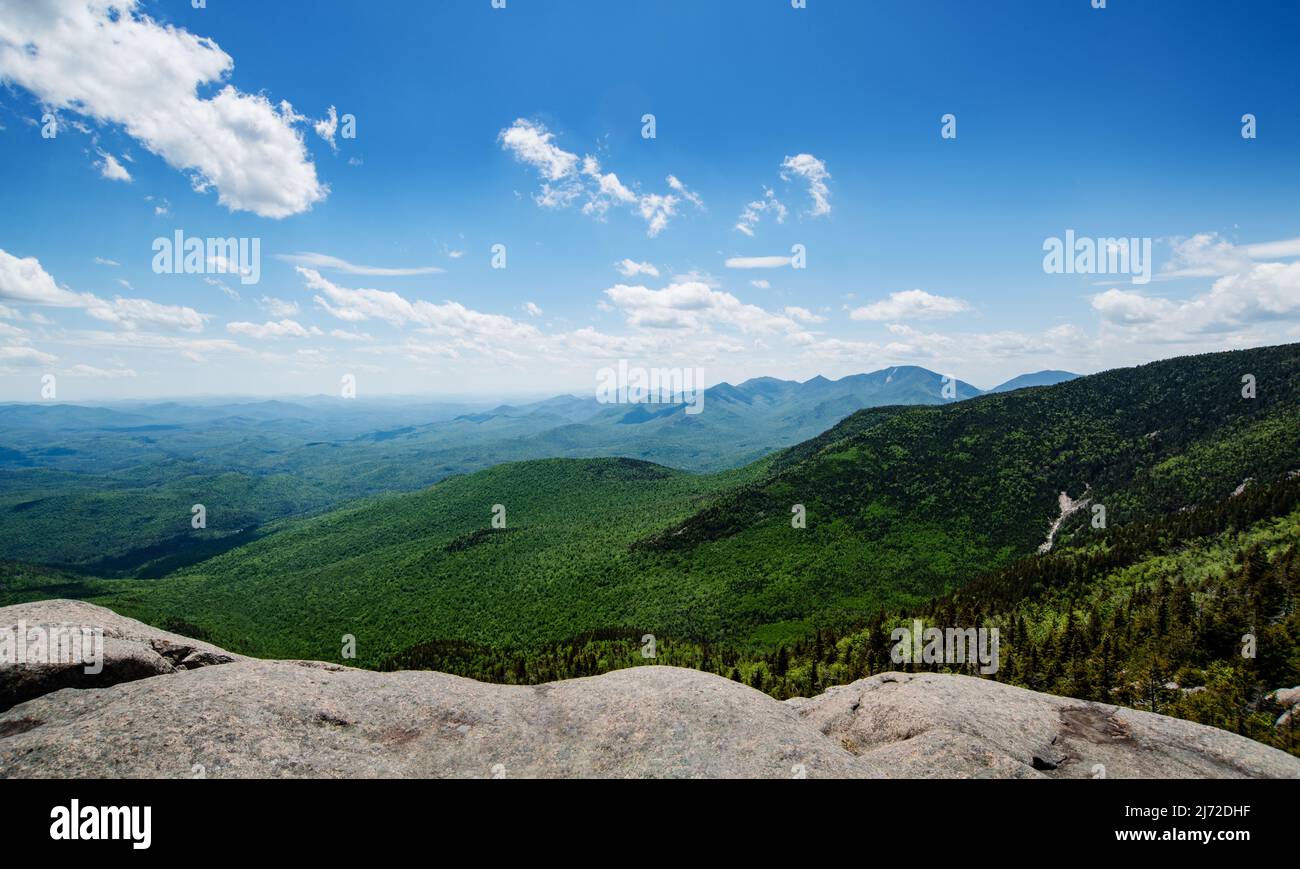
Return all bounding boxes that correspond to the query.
[0,365,983,573]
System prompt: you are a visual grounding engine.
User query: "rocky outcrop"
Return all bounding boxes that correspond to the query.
[2,600,1298,779]
[0,599,237,714]
[1272,686,1300,728]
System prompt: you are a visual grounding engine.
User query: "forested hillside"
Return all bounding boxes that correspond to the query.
[378,475,1300,758]
[0,365,980,572]
[5,344,1295,695]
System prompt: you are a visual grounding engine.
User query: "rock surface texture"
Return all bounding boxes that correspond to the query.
[2,600,1298,779]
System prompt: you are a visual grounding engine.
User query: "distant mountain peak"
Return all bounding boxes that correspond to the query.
[988,370,1080,394]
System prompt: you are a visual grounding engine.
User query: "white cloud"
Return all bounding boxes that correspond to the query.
[227,319,317,339]
[314,105,339,152]
[74,330,249,363]
[499,118,703,237]
[850,289,971,321]
[95,150,131,182]
[735,187,787,236]
[725,256,792,269]
[615,259,660,278]
[259,296,300,317]
[0,345,56,367]
[0,0,327,217]
[864,322,1093,363]
[580,155,637,219]
[85,296,207,332]
[1161,232,1300,280]
[298,268,543,349]
[603,281,809,338]
[0,249,86,306]
[1243,237,1300,259]
[523,302,543,317]
[780,153,832,217]
[64,363,135,378]
[499,118,579,182]
[750,280,770,289]
[667,175,704,209]
[0,248,207,331]
[1091,288,1175,326]
[276,252,443,276]
[93,257,120,267]
[783,306,825,324]
[1094,260,1300,339]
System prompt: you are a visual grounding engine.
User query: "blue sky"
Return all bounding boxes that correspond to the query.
[2,0,1300,401]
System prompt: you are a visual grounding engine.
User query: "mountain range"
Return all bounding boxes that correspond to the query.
[1,346,1297,758]
[0,365,1062,575]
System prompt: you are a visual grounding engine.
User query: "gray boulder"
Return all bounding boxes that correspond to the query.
[0,599,237,713]
[2,601,1298,779]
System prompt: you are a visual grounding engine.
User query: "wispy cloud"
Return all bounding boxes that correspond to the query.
[276,252,444,276]
[499,118,703,237]
[725,255,791,269]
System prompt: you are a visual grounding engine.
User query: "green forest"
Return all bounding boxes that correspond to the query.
[2,343,1298,756]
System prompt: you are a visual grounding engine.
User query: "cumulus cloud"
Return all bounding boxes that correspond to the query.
[499,118,579,182]
[0,249,86,306]
[0,0,327,217]
[499,118,703,237]
[1094,259,1300,339]
[523,302,543,317]
[0,248,206,332]
[615,259,660,278]
[850,289,972,321]
[783,306,825,324]
[1159,232,1300,280]
[1091,288,1175,326]
[603,281,810,339]
[276,252,443,276]
[95,150,132,182]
